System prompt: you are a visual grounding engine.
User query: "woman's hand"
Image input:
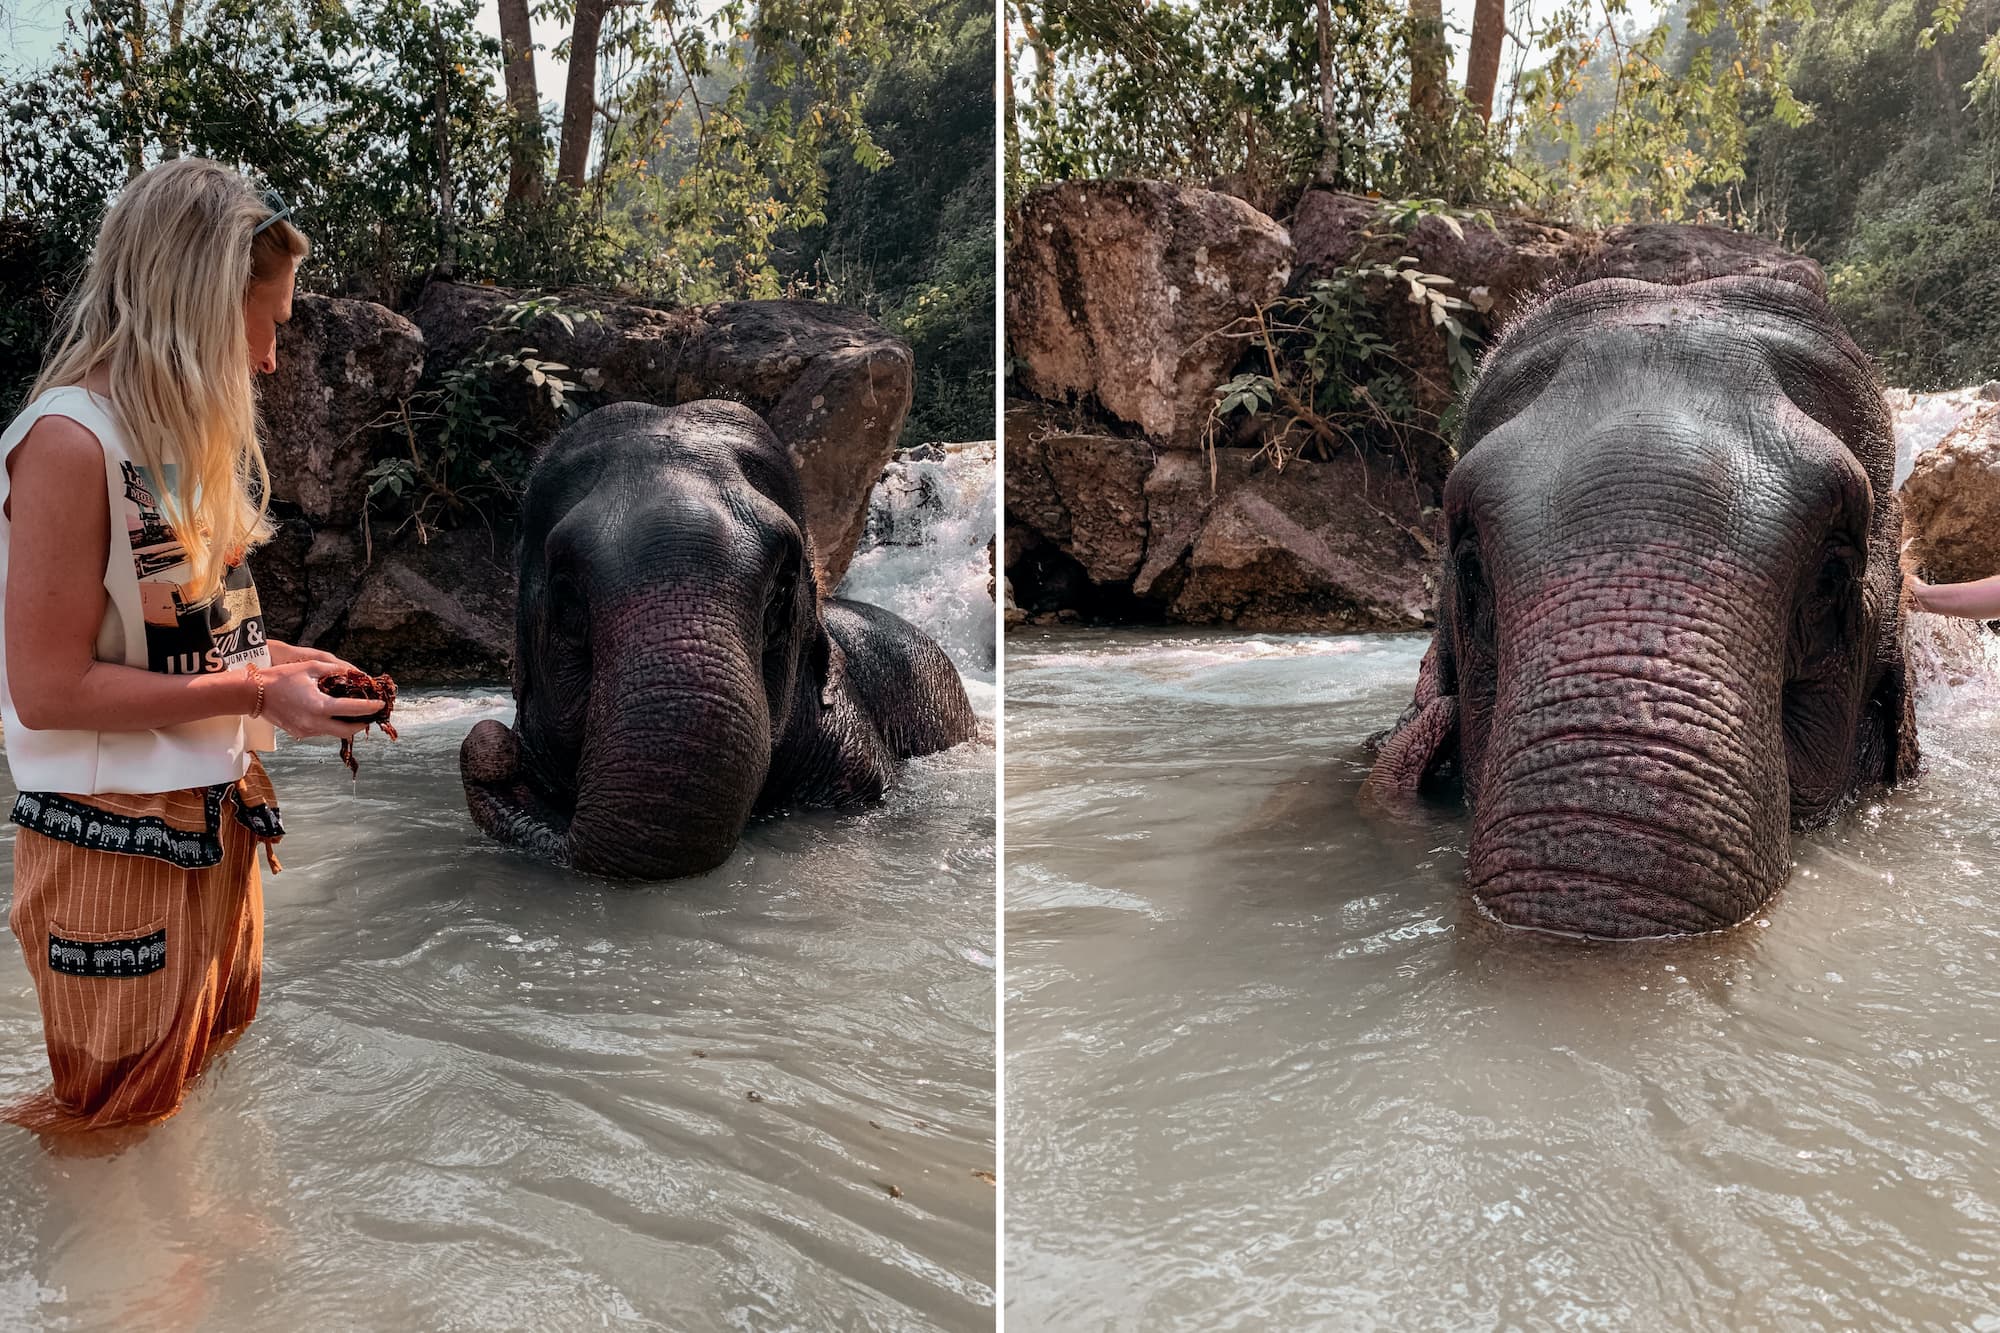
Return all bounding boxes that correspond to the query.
[267,638,360,672]
[1904,573,1936,611]
[256,660,381,741]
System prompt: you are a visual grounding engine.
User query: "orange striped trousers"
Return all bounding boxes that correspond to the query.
[5,774,275,1135]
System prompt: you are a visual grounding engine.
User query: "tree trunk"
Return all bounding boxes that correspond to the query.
[161,0,187,159]
[1315,0,1338,179]
[1004,4,1020,185]
[121,0,148,179]
[1015,3,1054,113]
[432,17,457,276]
[1465,0,1505,121]
[498,0,543,203]
[558,0,609,190]
[1407,0,1447,127]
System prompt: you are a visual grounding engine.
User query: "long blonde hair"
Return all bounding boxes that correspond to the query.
[30,158,310,604]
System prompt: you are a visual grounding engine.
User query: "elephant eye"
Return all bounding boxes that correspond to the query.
[1788,540,1859,676]
[549,573,588,642]
[1806,543,1858,630]
[763,565,795,651]
[1454,539,1496,658]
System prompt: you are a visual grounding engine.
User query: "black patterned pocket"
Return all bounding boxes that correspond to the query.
[47,928,167,978]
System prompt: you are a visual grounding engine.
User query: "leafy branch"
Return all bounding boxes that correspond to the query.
[363,295,606,542]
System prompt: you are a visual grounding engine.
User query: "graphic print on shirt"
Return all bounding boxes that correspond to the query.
[122,461,266,675]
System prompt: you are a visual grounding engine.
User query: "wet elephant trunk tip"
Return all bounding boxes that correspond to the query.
[1459,701,1794,938]
[462,718,522,785]
[1469,868,1758,940]
[572,838,735,882]
[461,720,577,869]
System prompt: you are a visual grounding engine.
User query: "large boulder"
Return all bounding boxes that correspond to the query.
[250,513,314,645]
[1003,190,1834,633]
[257,295,425,524]
[1592,223,1826,296]
[1284,193,1824,444]
[1007,441,1436,632]
[1150,450,1434,630]
[1289,190,1826,330]
[1289,188,1585,331]
[1900,403,2000,586]
[334,528,517,684]
[1004,401,1153,585]
[407,282,912,586]
[252,294,426,655]
[1007,180,1294,448]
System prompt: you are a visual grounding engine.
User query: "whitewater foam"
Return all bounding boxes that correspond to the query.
[838,441,996,684]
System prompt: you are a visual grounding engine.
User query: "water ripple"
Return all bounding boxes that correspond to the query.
[0,685,994,1331]
[1008,626,2000,1331]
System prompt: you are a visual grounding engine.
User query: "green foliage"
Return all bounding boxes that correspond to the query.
[1010,0,1455,202]
[1204,201,1486,487]
[593,0,914,301]
[788,0,996,443]
[1509,0,1814,224]
[365,296,606,537]
[1743,0,2000,387]
[0,0,530,304]
[1009,0,1822,222]
[0,0,994,533]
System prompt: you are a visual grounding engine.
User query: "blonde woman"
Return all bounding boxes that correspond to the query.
[0,158,379,1133]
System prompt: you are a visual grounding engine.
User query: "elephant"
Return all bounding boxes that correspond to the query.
[459,398,979,879]
[1365,275,1918,939]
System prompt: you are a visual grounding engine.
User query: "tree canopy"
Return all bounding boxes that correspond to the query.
[0,0,993,440]
[1007,0,2000,386]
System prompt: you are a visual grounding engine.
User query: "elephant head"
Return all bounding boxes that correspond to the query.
[1367,276,1918,938]
[460,399,841,880]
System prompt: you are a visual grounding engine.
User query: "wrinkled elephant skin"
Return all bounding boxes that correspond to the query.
[1366,277,1918,939]
[460,399,978,880]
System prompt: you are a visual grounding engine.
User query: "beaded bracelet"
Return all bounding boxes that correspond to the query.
[246,661,267,719]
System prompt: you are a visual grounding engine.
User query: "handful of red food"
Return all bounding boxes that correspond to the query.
[317,669,400,776]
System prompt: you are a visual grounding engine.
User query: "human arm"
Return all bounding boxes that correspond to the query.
[1904,572,2000,620]
[4,417,369,740]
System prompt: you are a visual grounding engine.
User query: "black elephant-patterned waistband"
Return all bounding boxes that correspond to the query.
[11,783,285,869]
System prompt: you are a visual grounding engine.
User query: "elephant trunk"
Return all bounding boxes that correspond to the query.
[461,620,773,881]
[1466,574,1791,938]
[563,635,772,880]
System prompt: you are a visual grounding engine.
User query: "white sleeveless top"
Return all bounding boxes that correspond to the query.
[0,385,276,795]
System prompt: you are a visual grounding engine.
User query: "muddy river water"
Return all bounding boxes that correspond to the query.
[0,445,998,1331]
[1005,624,2000,1330]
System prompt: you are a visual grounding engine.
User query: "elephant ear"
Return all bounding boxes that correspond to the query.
[818,634,848,709]
[1872,640,1922,787]
[1363,637,1461,799]
[793,533,842,710]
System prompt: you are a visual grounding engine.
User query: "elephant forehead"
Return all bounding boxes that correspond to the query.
[580,432,799,527]
[550,481,783,566]
[1453,384,1857,588]
[1470,294,1881,457]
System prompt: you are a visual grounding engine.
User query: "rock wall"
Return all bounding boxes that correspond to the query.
[1901,401,2000,586]
[1008,180,1292,448]
[255,285,914,683]
[1005,179,1825,630]
[408,283,912,588]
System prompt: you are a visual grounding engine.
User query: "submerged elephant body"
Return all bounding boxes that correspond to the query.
[1368,276,1917,939]
[461,399,977,879]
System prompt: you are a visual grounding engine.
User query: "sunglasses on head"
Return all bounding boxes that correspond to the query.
[252,186,295,236]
